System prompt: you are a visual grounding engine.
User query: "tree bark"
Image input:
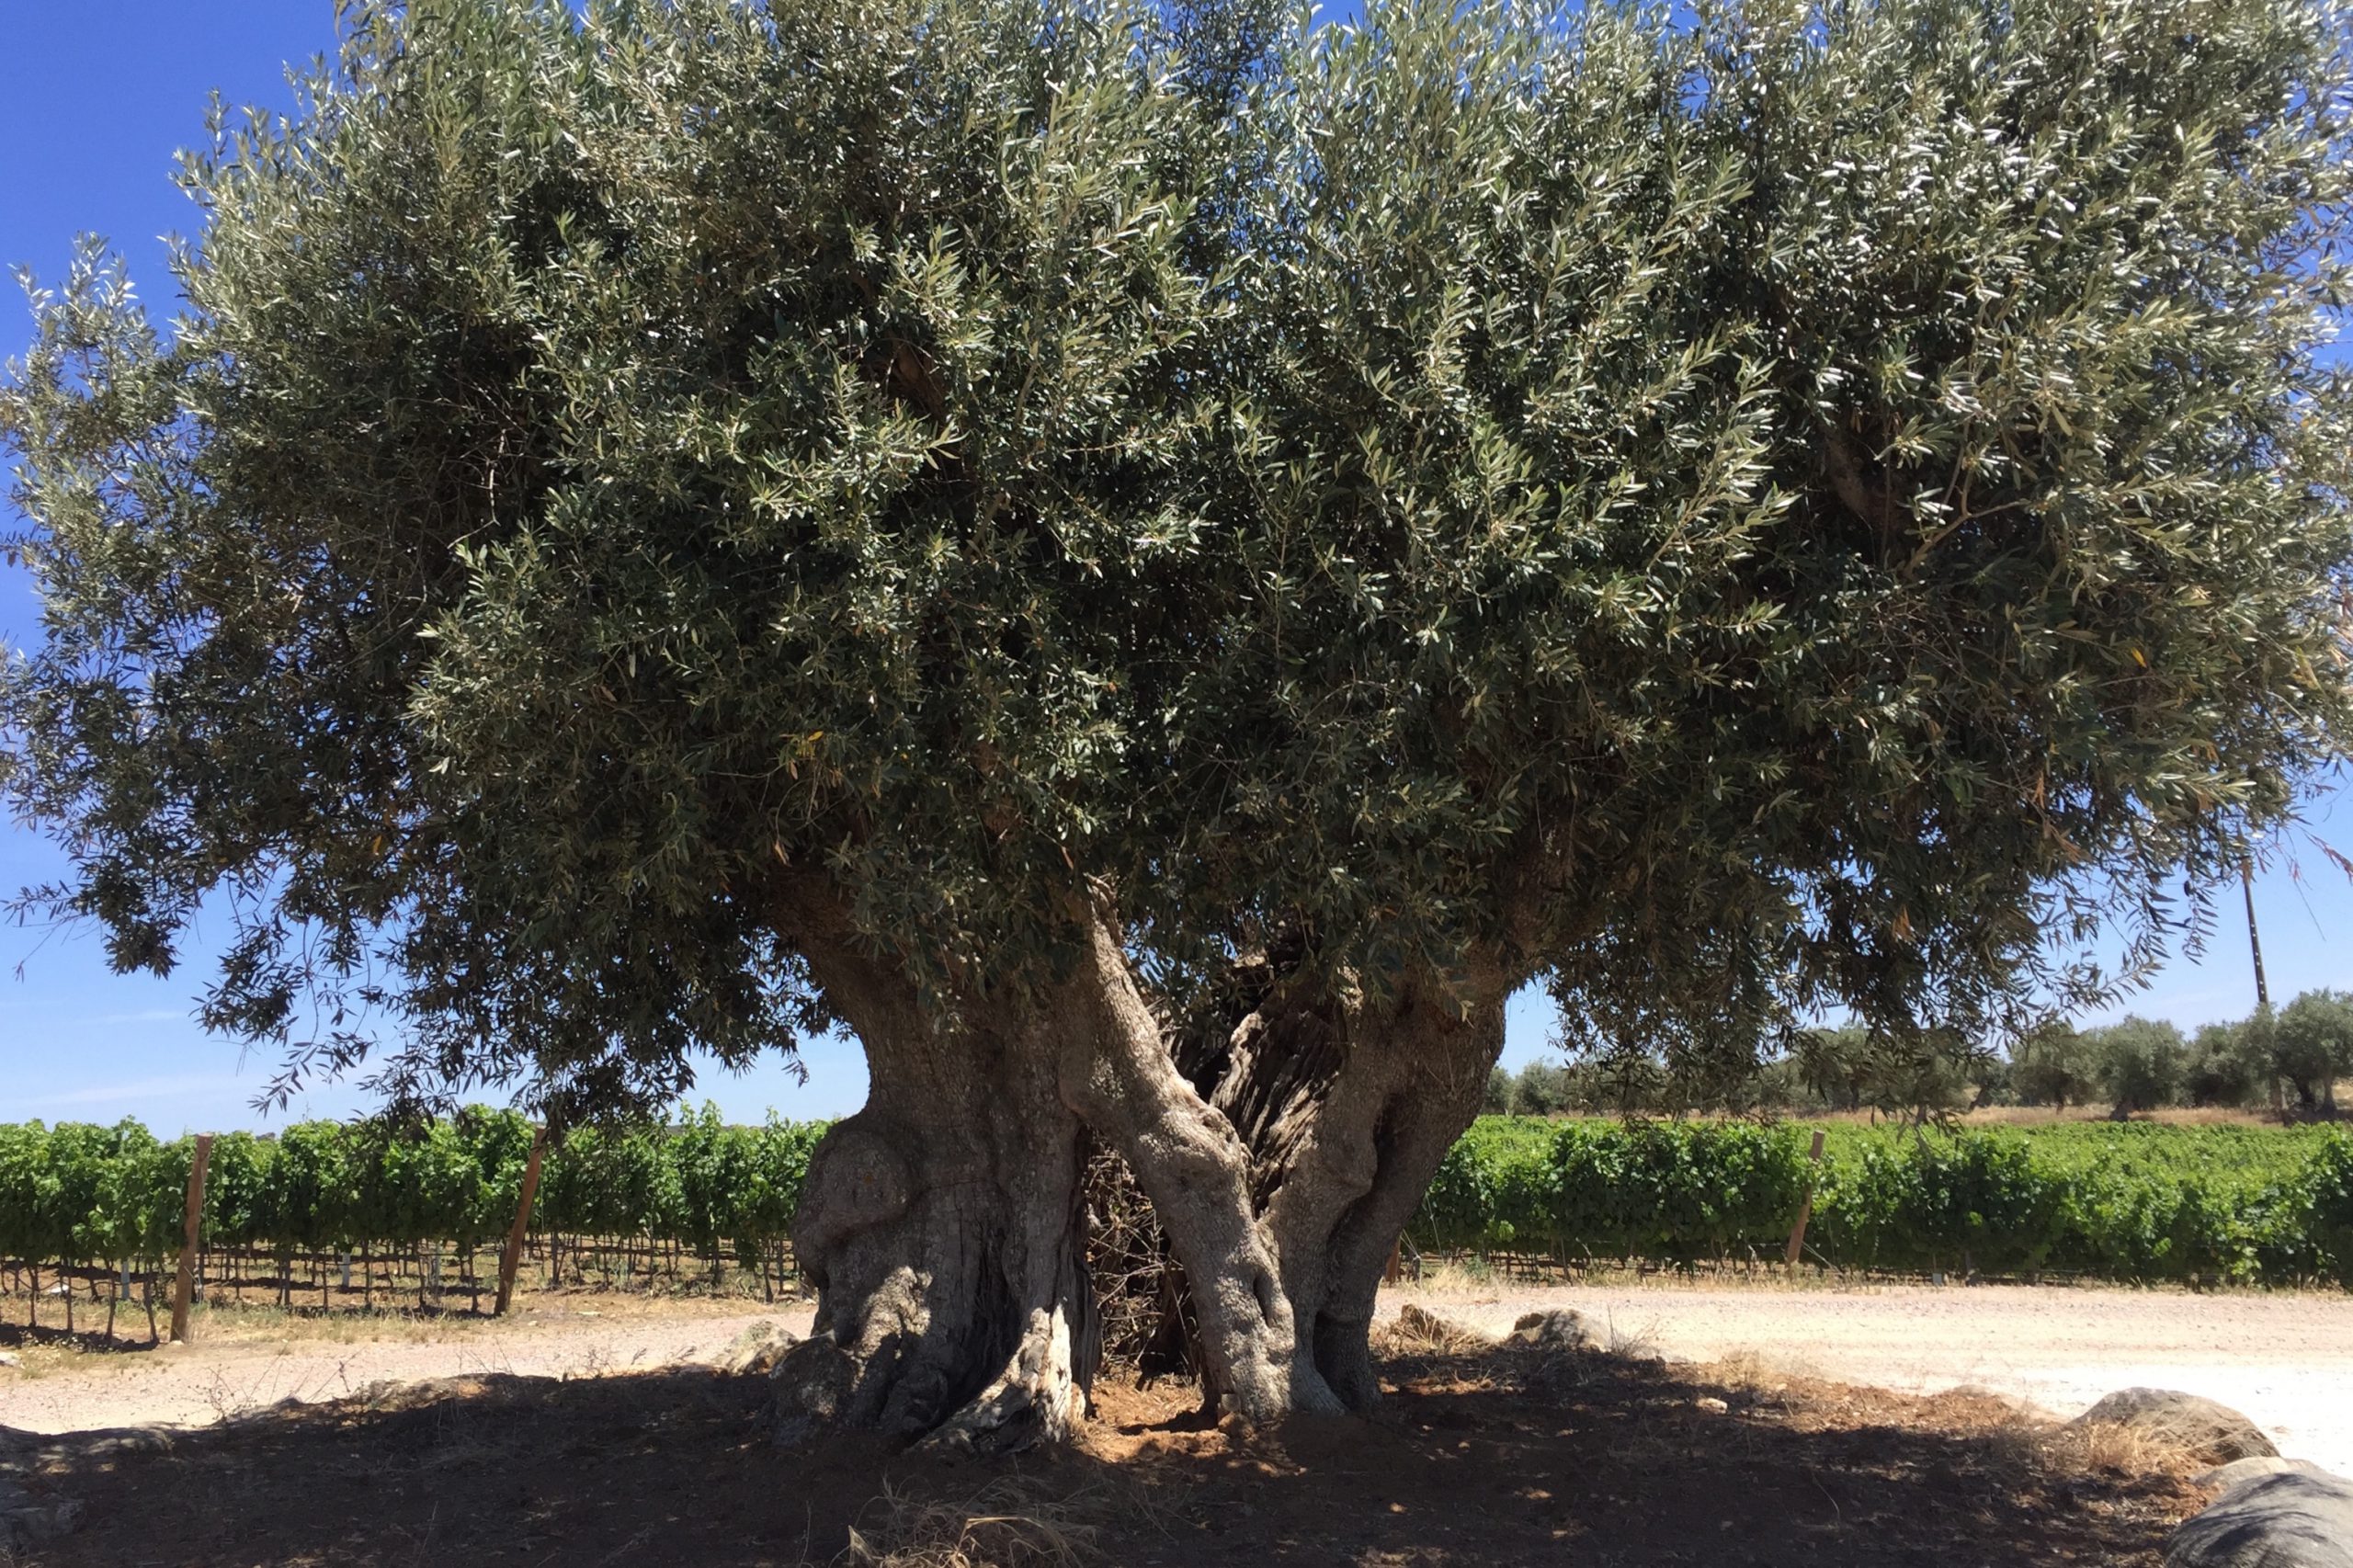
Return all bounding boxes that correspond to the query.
[1052,896,1310,1421]
[1176,950,1512,1412]
[769,871,1509,1437]
[769,883,1098,1454]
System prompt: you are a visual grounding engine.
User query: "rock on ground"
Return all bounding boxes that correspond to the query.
[2167,1468,2353,1568]
[2074,1388,2280,1465]
[720,1319,800,1377]
[1508,1309,1596,1351]
[2200,1458,2336,1494]
[0,1450,85,1552]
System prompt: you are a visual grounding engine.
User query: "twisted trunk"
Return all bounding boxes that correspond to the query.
[1053,897,1308,1420]
[772,874,1504,1438]
[1180,953,1513,1412]
[771,888,1097,1454]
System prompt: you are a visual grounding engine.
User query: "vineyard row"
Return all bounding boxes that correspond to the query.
[7,1112,2352,1325]
[0,1107,822,1308]
[1415,1119,2353,1285]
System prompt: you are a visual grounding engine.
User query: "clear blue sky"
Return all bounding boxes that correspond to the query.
[1,5,2345,1133]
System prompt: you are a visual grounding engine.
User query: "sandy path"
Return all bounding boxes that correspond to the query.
[7,1284,2349,1474]
[0,1305,809,1435]
[1387,1280,2353,1471]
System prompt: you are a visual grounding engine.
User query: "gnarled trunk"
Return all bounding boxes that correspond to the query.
[1053,897,1310,1421]
[772,872,1506,1439]
[1181,954,1512,1412]
[771,888,1097,1454]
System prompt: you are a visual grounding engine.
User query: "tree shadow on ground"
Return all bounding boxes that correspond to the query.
[2,1335,2199,1567]
[0,1320,164,1358]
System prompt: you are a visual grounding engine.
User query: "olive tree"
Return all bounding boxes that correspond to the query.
[2085,1017,2189,1115]
[2273,990,2353,1111]
[2185,1020,2269,1107]
[2011,1024,2102,1109]
[1137,0,2353,1409]
[7,0,2352,1449]
[5,0,1268,1446]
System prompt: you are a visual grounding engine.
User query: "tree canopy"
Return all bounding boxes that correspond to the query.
[6,0,2351,1440]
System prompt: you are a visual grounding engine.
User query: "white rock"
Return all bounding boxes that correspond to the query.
[719,1319,801,1377]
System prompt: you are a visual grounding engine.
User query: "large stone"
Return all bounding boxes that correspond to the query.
[2167,1469,2353,1568]
[769,1336,861,1449]
[720,1319,801,1377]
[2072,1388,2279,1465]
[2200,1458,2335,1495]
[1384,1303,1485,1348]
[1508,1309,1596,1351]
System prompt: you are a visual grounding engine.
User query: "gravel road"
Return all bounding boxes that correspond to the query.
[6,1283,2348,1472]
[1388,1279,2353,1471]
[0,1306,790,1436]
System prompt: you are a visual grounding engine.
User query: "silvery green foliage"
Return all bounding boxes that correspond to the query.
[1644,0,2353,1065]
[5,0,2349,1118]
[1157,0,2353,1076]
[4,0,1238,1117]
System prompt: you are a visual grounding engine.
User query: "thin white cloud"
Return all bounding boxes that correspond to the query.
[28,1074,239,1108]
[89,1007,193,1025]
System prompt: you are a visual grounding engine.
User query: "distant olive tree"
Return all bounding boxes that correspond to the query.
[2084,1017,2188,1116]
[2185,1021,2269,1108]
[2013,1027,2102,1111]
[2273,991,2353,1113]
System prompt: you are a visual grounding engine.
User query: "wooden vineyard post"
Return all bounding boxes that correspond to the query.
[170,1134,213,1344]
[494,1126,549,1318]
[1783,1130,1827,1267]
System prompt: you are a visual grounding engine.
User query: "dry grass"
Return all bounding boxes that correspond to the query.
[1943,1105,2284,1128]
[1703,1347,1798,1397]
[840,1481,1102,1568]
[2038,1415,2201,1479]
[1402,1256,1500,1293]
[0,1332,173,1382]
[1375,1303,1495,1358]
[1401,1255,1875,1295]
[2,1284,795,1359]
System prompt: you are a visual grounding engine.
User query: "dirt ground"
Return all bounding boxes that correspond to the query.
[3,1325,2204,1567]
[7,1278,2348,1467]
[0,1292,779,1434]
[2,1280,2341,1565]
[1386,1278,2353,1474]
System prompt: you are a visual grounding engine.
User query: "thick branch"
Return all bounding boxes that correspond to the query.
[1053,893,1313,1421]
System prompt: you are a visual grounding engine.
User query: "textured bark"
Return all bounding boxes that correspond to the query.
[1180,953,1512,1413]
[1053,898,1309,1421]
[770,886,1097,1454]
[769,873,1501,1437]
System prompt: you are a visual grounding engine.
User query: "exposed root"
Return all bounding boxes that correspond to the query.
[920,1307,1086,1457]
